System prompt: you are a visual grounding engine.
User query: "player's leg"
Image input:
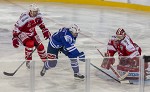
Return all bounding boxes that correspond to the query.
[18,32,34,69]
[25,40,34,69]
[33,34,47,62]
[40,42,58,76]
[117,57,149,80]
[61,48,84,79]
[70,59,84,79]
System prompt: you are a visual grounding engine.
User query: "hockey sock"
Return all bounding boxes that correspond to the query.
[71,59,79,74]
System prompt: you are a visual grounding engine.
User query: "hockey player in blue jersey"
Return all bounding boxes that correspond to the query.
[40,24,85,79]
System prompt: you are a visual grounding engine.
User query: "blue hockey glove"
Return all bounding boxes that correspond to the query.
[79,52,85,62]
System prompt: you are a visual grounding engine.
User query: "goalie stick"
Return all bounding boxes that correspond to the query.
[3,43,41,76]
[96,48,129,82]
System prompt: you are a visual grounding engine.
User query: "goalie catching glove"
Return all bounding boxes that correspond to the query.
[101,52,115,70]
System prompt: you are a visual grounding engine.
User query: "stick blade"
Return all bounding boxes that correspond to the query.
[119,71,129,81]
[3,71,14,76]
[120,80,130,84]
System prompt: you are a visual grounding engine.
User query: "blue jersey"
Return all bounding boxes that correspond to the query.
[49,27,80,57]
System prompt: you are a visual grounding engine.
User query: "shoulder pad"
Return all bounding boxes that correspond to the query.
[20,12,28,19]
[36,13,42,18]
[110,36,117,40]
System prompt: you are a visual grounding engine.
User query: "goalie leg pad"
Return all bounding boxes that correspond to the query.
[119,57,140,68]
[117,65,139,80]
[117,64,148,80]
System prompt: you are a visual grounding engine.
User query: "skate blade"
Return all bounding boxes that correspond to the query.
[74,77,85,81]
[120,80,130,84]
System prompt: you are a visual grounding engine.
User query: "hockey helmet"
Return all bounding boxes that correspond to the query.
[116,28,126,36]
[116,28,126,40]
[69,24,80,34]
[30,4,39,12]
[29,4,39,17]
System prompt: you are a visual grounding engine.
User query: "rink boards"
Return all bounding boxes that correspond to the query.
[1,0,150,12]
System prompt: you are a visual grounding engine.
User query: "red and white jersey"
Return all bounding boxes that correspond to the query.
[13,12,44,37]
[107,35,140,59]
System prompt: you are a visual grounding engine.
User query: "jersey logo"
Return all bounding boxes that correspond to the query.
[64,35,72,44]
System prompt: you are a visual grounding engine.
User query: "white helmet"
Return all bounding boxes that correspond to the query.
[29,4,39,12]
[69,24,80,34]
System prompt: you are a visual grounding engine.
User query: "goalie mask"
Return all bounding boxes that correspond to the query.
[116,28,126,40]
[29,4,39,17]
[69,24,80,37]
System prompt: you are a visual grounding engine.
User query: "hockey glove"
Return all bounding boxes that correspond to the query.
[42,28,51,40]
[79,52,85,62]
[101,57,115,70]
[129,57,139,68]
[12,37,19,48]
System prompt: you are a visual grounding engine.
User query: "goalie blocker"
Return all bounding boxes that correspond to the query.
[101,55,149,80]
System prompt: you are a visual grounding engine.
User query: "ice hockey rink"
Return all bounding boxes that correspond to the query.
[0,1,150,92]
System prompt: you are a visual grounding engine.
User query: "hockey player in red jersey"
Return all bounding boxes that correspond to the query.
[12,4,51,68]
[101,28,148,79]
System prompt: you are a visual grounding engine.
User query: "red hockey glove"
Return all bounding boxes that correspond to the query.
[129,57,139,68]
[42,28,51,40]
[12,37,19,48]
[12,29,21,38]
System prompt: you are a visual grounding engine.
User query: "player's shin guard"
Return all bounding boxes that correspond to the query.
[25,47,33,60]
[25,47,33,69]
[25,40,34,60]
[37,44,47,62]
[25,40,34,69]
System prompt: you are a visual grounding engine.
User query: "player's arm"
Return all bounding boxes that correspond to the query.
[36,14,51,40]
[101,41,116,70]
[122,38,140,67]
[61,35,85,61]
[12,14,24,48]
[133,43,142,55]
[106,38,117,56]
[12,26,20,48]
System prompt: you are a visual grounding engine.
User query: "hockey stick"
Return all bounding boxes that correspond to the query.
[90,63,121,83]
[3,43,41,76]
[96,49,129,81]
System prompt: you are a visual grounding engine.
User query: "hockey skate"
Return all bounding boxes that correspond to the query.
[40,66,46,76]
[26,61,30,69]
[74,73,84,80]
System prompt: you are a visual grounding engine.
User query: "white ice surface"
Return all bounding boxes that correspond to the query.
[0,1,150,92]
